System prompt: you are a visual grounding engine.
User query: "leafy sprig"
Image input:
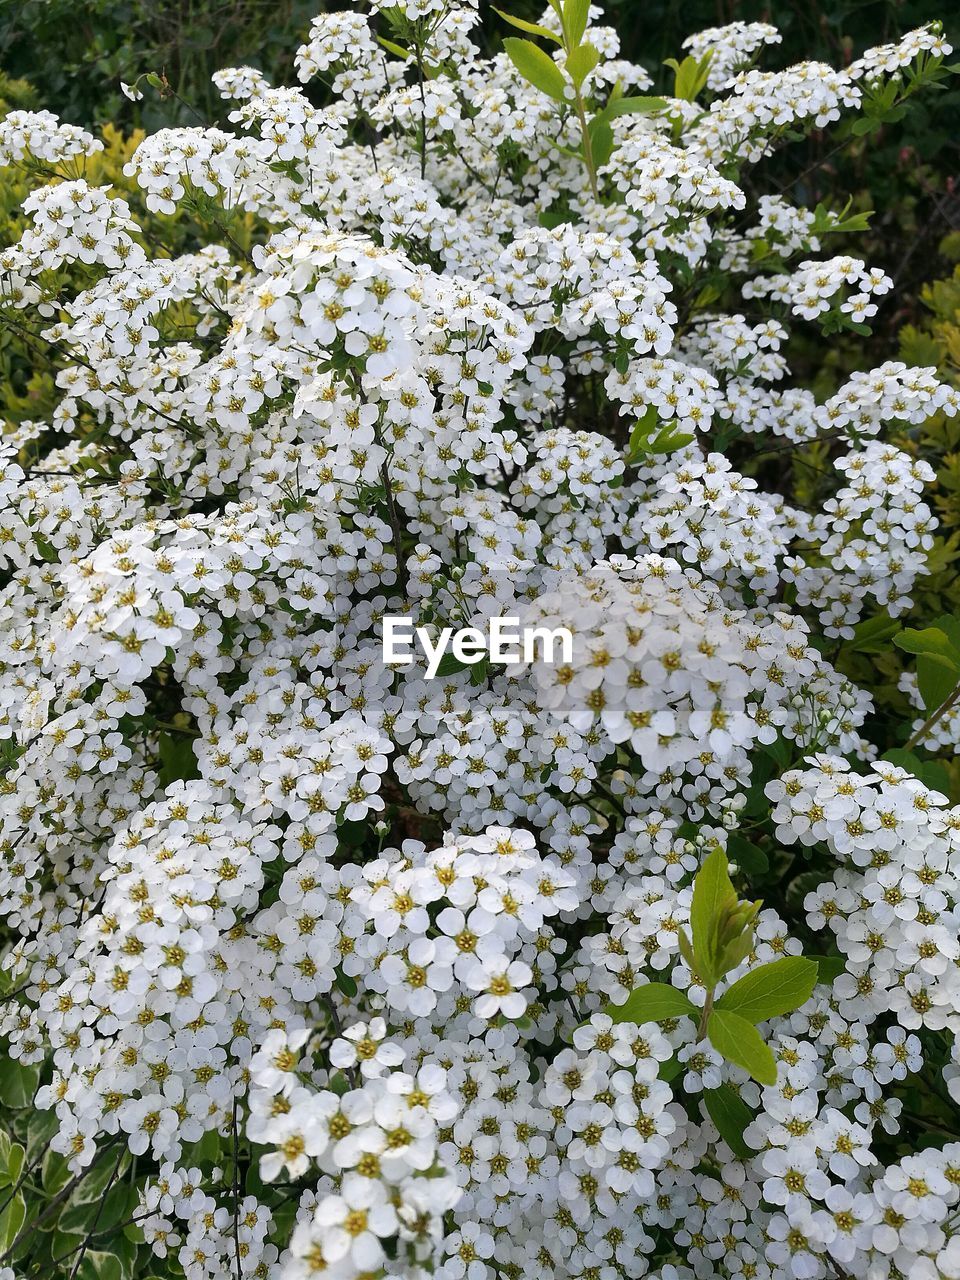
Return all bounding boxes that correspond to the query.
[605,847,819,1085]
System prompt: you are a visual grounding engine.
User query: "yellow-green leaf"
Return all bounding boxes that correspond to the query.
[503,37,568,102]
[566,42,600,89]
[563,0,590,48]
[605,982,697,1024]
[715,956,818,1024]
[377,35,411,61]
[707,1009,778,1086]
[690,846,737,985]
[493,8,562,45]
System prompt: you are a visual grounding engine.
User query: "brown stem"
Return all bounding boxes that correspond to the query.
[905,681,960,752]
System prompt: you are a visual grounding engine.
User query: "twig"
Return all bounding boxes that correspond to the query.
[905,682,960,751]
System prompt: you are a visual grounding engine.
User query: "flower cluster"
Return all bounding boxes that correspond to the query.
[0,6,958,1280]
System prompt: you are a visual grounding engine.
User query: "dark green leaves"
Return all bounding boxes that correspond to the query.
[605,982,696,1024]
[716,956,818,1023]
[157,732,199,787]
[0,1059,39,1109]
[809,954,846,985]
[707,1009,777,1086]
[703,1084,755,1159]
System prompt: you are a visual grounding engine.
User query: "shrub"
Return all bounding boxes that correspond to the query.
[1,6,960,1280]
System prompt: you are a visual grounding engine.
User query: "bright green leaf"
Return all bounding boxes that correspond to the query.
[708,1009,778,1085]
[492,8,562,43]
[603,94,668,118]
[565,42,599,88]
[562,0,590,48]
[377,36,411,60]
[715,956,818,1023]
[588,117,614,167]
[503,37,568,101]
[690,846,737,985]
[605,982,697,1024]
[894,625,960,664]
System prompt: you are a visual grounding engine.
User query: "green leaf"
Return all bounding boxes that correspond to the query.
[42,1148,72,1195]
[894,625,960,664]
[689,846,737,985]
[469,657,490,686]
[34,535,59,563]
[76,1251,123,1280]
[707,1009,778,1086]
[0,1191,25,1253]
[917,653,958,712]
[658,1054,683,1082]
[377,35,412,61]
[715,956,818,1023]
[726,833,769,878]
[562,0,590,47]
[844,612,901,654]
[602,94,668,118]
[26,1107,59,1159]
[59,1199,104,1235]
[432,650,472,678]
[809,954,846,985]
[503,37,568,101]
[61,1181,136,1235]
[565,42,599,88]
[703,1084,755,1159]
[664,52,713,101]
[588,117,614,168]
[157,733,199,787]
[70,1151,128,1204]
[0,1059,39,1109]
[492,8,562,44]
[604,982,697,1024]
[677,926,697,973]
[932,614,960,653]
[335,967,357,998]
[7,1142,24,1187]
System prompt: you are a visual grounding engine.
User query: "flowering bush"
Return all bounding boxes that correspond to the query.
[2,5,960,1280]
